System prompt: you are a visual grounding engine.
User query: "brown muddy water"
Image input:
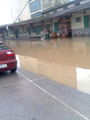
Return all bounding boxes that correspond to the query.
[4,37,90,94]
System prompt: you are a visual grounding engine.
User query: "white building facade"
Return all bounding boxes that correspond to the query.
[71,9,90,36]
[29,0,71,18]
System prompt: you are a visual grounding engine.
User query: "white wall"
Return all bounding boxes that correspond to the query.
[71,13,84,29]
[42,0,71,10]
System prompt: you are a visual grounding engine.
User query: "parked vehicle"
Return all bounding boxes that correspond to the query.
[0,42,17,73]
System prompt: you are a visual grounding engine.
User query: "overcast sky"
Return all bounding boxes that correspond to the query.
[0,0,13,25]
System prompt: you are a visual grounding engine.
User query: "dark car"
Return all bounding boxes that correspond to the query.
[0,42,17,73]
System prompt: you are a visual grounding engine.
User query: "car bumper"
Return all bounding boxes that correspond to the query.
[0,59,17,72]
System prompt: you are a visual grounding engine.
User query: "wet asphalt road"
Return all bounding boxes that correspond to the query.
[0,68,90,120]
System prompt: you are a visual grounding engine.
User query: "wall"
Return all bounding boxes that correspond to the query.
[71,13,84,29]
[30,0,42,18]
[71,10,90,36]
[30,0,71,18]
[42,0,71,10]
[41,0,52,10]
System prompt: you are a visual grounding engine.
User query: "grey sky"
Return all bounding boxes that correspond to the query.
[0,0,13,25]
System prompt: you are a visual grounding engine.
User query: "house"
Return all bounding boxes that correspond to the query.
[0,0,90,40]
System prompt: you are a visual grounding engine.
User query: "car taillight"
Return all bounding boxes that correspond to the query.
[6,51,15,57]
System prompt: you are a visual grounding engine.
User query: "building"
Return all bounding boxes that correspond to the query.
[0,0,90,40]
[42,0,90,37]
[29,0,71,18]
[10,0,31,22]
[71,9,90,36]
[29,0,42,18]
[42,0,71,10]
[29,0,90,38]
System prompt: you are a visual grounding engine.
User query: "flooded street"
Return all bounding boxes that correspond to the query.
[4,37,90,95]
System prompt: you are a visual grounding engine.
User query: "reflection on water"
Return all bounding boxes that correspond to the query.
[4,37,90,94]
[76,68,90,94]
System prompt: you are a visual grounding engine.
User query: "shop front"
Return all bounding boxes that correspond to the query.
[52,16,72,38]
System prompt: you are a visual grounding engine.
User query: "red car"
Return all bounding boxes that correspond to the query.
[0,42,17,73]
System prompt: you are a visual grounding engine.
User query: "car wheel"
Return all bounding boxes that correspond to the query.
[11,68,17,73]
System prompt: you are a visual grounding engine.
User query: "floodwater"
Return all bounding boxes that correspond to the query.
[4,37,90,95]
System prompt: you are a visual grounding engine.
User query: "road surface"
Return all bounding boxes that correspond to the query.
[0,68,90,120]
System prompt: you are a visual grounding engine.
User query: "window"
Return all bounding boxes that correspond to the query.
[30,0,41,13]
[76,17,81,22]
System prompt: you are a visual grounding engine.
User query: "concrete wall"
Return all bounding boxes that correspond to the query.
[71,13,84,29]
[71,9,90,36]
[72,28,90,36]
[42,0,71,10]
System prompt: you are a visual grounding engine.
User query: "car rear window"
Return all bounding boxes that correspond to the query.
[0,44,9,50]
